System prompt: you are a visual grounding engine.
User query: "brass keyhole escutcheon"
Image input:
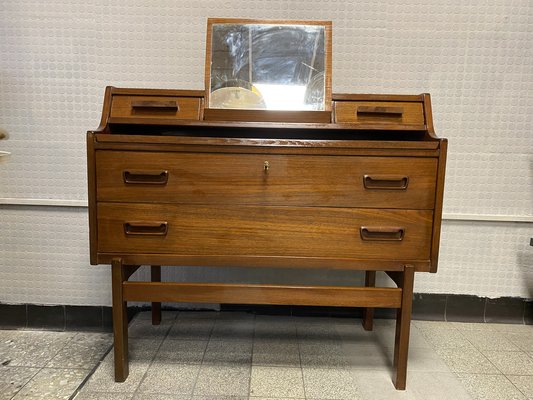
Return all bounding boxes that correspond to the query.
[263,161,270,172]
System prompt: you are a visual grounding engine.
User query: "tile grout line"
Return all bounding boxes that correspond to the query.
[190,311,217,397]
[131,310,175,398]
[248,313,256,398]
[295,318,308,400]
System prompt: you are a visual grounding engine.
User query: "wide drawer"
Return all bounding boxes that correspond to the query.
[334,101,424,126]
[110,95,201,120]
[95,151,437,209]
[97,203,433,260]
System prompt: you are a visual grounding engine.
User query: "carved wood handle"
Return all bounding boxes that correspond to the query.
[360,227,405,241]
[357,106,403,116]
[131,100,179,110]
[124,222,168,236]
[123,170,169,185]
[363,175,409,190]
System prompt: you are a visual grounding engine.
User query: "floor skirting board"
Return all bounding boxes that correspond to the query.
[0,295,531,330]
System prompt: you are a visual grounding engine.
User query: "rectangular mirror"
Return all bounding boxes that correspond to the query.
[205,18,332,119]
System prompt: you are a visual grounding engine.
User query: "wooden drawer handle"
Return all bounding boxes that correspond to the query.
[360,227,404,241]
[363,175,409,190]
[124,222,168,236]
[357,106,403,116]
[131,100,179,110]
[123,170,169,185]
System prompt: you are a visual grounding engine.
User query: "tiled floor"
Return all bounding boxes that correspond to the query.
[1,312,532,399]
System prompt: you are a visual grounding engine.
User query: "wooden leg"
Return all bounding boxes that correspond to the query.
[112,258,129,382]
[362,270,376,331]
[150,265,162,325]
[393,265,415,390]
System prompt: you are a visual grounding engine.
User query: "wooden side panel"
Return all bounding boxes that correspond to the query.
[95,151,438,209]
[87,132,98,265]
[97,203,433,260]
[430,139,448,272]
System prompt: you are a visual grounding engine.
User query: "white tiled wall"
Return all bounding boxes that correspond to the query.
[0,0,532,305]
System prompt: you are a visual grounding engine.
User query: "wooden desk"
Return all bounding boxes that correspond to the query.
[87,87,447,389]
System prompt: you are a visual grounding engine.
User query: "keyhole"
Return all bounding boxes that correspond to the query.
[263,161,270,172]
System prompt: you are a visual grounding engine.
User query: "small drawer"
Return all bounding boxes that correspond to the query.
[110,95,201,121]
[334,101,424,126]
[97,203,433,261]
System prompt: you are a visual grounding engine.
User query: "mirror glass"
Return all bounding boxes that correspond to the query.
[208,22,327,111]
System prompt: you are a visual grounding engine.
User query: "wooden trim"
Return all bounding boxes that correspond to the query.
[93,86,113,132]
[203,109,331,123]
[333,93,425,102]
[109,87,205,98]
[430,139,448,273]
[122,282,402,308]
[86,132,98,265]
[96,254,431,272]
[107,115,426,131]
[422,93,437,138]
[95,133,439,150]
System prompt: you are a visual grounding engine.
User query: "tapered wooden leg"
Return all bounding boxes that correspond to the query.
[112,258,129,382]
[362,270,376,331]
[393,265,415,390]
[150,265,162,325]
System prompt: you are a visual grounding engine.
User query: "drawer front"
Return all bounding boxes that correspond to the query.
[97,203,433,260]
[334,101,424,126]
[110,95,201,120]
[96,151,437,209]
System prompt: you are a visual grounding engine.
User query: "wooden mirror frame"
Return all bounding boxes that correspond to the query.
[204,18,332,123]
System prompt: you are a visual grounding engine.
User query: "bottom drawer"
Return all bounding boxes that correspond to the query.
[97,203,433,260]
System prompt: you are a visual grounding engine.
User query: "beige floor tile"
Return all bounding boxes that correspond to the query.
[373,323,432,350]
[0,331,75,367]
[137,363,200,395]
[249,366,305,398]
[81,353,150,393]
[482,350,533,375]
[302,367,361,399]
[210,320,254,341]
[133,394,190,400]
[193,364,250,397]
[507,375,533,399]
[503,331,533,352]
[252,338,300,367]
[0,365,40,400]
[457,373,526,400]
[46,333,112,369]
[128,316,173,339]
[353,369,472,400]
[341,341,392,370]
[167,318,215,341]
[299,339,354,367]
[436,345,499,373]
[415,322,472,349]
[134,310,178,321]
[203,339,253,365]
[12,367,88,400]
[74,392,133,400]
[394,345,451,373]
[460,329,521,351]
[154,339,207,364]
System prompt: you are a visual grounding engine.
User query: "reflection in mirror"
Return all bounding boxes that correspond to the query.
[209,23,326,111]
